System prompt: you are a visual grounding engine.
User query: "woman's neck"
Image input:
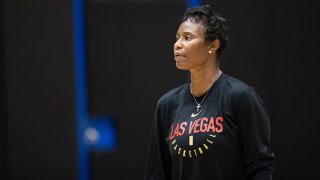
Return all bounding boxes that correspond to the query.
[190,65,221,97]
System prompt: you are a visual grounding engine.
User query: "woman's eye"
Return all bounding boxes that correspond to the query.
[175,36,191,42]
[185,36,192,40]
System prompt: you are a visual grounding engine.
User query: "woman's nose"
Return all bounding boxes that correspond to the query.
[174,40,182,50]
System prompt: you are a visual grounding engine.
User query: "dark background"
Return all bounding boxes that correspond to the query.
[1,0,320,179]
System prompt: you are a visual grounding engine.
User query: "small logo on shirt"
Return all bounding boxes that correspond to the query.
[191,109,203,117]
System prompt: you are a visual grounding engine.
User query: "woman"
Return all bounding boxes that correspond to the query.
[145,5,275,180]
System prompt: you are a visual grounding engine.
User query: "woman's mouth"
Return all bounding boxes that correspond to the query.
[174,52,185,60]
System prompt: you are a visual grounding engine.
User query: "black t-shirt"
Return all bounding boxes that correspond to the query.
[145,73,275,180]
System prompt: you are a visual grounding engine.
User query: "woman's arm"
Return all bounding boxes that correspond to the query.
[144,102,172,180]
[235,88,276,180]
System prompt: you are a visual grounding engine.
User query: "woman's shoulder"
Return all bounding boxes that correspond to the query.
[157,83,189,105]
[222,73,252,96]
[221,73,264,105]
[222,74,267,112]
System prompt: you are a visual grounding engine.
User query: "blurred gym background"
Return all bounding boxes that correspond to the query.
[1,0,319,179]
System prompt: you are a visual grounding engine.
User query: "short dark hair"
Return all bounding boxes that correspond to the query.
[182,5,229,57]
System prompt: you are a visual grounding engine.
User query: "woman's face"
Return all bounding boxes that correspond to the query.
[174,20,212,70]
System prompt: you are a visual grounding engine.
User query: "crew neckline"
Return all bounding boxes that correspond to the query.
[187,72,224,102]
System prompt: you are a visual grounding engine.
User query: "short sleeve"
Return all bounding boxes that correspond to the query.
[235,88,276,180]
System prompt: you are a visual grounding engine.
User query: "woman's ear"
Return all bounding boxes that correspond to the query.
[209,39,220,53]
